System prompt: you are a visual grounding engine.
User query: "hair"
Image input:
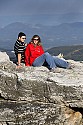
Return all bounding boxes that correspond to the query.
[30,35,42,46]
[18,32,26,38]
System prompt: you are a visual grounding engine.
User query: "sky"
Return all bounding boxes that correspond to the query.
[0,0,83,27]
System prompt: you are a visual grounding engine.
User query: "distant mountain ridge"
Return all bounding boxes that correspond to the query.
[47,45,83,61]
[0,22,83,50]
[0,45,83,62]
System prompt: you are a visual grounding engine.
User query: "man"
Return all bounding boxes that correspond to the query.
[14,32,27,68]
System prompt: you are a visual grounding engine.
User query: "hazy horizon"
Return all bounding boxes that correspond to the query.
[0,0,83,27]
[0,0,83,50]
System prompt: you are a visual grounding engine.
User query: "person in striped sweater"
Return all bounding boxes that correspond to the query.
[14,32,27,69]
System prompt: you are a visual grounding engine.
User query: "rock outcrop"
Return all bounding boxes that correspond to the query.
[0,51,83,125]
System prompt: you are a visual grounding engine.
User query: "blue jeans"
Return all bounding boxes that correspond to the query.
[32,52,69,69]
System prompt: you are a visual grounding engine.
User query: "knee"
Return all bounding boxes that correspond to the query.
[45,52,50,56]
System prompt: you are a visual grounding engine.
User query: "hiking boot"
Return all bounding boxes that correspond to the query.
[50,68,61,73]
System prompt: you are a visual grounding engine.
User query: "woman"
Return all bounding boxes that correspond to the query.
[25,35,71,72]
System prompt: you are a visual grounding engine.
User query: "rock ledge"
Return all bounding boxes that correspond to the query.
[0,52,83,125]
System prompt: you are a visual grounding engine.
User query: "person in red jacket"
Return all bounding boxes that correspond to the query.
[25,35,71,72]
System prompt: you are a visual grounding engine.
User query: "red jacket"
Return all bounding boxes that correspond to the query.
[25,43,44,66]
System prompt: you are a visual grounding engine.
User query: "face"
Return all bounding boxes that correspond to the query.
[33,37,39,45]
[18,36,26,42]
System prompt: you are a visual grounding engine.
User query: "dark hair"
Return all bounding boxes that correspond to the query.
[18,32,26,38]
[30,35,41,46]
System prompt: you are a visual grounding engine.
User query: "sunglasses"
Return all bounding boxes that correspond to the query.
[33,38,39,41]
[22,38,26,39]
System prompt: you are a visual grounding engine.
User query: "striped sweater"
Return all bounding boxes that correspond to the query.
[14,40,26,62]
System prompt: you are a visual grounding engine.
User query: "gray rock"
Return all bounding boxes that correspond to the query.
[0,52,83,125]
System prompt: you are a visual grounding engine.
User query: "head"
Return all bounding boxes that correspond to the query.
[18,32,26,42]
[30,35,41,46]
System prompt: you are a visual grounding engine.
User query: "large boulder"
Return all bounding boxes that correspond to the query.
[0,52,83,125]
[0,51,10,62]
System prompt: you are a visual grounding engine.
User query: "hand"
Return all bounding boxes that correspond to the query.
[25,43,27,47]
[16,65,22,69]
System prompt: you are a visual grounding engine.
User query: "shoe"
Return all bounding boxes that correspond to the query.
[57,53,64,58]
[50,68,61,73]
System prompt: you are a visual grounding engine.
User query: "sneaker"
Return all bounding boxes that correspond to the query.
[50,68,61,73]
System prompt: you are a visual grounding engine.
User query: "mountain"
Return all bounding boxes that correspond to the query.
[0,22,83,50]
[1,13,83,28]
[1,45,83,62]
[47,45,83,61]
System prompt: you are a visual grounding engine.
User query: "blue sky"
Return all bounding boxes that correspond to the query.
[0,0,83,27]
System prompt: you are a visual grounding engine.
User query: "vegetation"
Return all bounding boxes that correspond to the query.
[46,45,83,61]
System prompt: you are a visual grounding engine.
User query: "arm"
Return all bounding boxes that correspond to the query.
[25,44,30,66]
[18,53,21,65]
[41,45,44,54]
[25,43,27,47]
[16,53,22,69]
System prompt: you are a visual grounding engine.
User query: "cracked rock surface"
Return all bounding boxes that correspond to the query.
[0,52,83,125]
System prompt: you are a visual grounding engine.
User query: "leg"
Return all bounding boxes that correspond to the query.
[44,52,57,69]
[32,52,57,69]
[44,53,61,73]
[32,53,46,67]
[33,53,61,73]
[53,56,69,68]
